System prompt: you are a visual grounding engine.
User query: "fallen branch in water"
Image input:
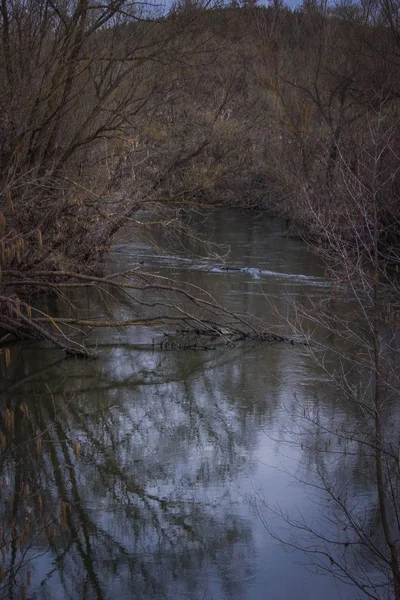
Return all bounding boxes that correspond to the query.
[0,295,95,357]
[0,268,300,358]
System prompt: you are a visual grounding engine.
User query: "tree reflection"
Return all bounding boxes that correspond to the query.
[257,355,400,600]
[0,341,280,599]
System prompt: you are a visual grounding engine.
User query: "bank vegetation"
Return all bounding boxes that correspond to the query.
[0,0,399,351]
[1,1,400,597]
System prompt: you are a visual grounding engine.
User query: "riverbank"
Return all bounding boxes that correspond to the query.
[0,209,349,600]
[1,0,400,351]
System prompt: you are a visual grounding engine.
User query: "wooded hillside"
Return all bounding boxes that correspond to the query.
[0,0,399,347]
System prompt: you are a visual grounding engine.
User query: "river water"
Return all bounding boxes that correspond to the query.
[0,210,371,599]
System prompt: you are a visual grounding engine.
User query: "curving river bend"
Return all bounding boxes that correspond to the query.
[1,210,369,599]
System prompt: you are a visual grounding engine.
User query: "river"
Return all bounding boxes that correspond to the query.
[0,210,372,599]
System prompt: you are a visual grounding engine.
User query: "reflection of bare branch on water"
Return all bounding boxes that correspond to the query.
[2,267,288,358]
[0,343,270,599]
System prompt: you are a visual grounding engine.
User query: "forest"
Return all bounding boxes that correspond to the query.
[0,0,399,348]
[0,0,400,598]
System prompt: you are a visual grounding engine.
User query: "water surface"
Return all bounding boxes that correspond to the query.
[0,210,364,599]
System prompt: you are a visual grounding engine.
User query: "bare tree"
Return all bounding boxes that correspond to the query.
[258,91,400,599]
[0,0,271,352]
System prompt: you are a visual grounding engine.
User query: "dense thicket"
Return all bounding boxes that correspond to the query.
[0,2,400,597]
[0,0,399,347]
